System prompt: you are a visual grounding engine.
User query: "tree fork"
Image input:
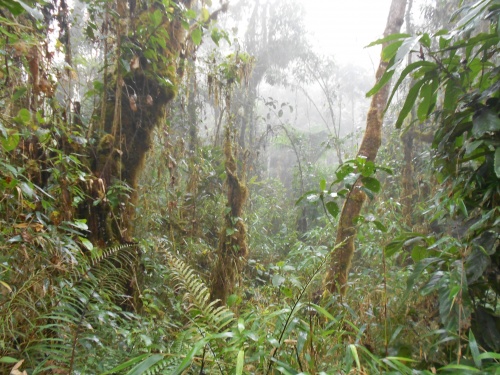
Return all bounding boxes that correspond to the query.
[323,0,407,296]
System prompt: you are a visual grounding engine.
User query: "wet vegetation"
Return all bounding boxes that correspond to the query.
[0,0,499,373]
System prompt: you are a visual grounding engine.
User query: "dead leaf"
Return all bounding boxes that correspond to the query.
[10,359,27,375]
[130,55,140,70]
[129,96,137,112]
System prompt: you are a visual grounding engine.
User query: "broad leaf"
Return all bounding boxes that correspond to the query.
[191,27,202,45]
[385,60,437,112]
[366,68,395,97]
[417,77,438,122]
[1,132,19,152]
[361,176,381,193]
[325,201,340,217]
[472,107,500,137]
[395,79,426,128]
[272,274,285,287]
[382,40,404,62]
[17,108,31,124]
[469,330,482,368]
[373,220,388,233]
[365,33,410,47]
[391,35,422,70]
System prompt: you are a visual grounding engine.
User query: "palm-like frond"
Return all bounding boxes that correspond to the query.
[0,243,141,374]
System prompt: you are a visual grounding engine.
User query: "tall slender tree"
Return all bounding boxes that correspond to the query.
[323,0,407,296]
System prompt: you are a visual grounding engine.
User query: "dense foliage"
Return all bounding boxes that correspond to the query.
[0,0,499,374]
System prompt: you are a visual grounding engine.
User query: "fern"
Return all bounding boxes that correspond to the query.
[165,251,234,332]
[111,247,239,375]
[0,243,142,374]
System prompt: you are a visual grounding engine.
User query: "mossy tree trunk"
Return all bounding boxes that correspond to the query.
[79,0,197,310]
[85,0,195,247]
[323,0,407,296]
[211,127,249,305]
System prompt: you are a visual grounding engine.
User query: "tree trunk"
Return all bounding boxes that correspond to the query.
[323,0,407,296]
[401,0,415,228]
[85,0,195,246]
[211,127,249,305]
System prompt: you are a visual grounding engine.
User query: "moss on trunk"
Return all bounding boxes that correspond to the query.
[323,0,407,296]
[211,127,248,305]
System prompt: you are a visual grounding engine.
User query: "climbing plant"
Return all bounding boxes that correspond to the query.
[374,0,500,363]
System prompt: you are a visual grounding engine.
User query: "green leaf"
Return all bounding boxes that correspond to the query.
[235,350,244,375]
[308,303,336,321]
[373,220,388,233]
[16,0,43,20]
[457,198,468,217]
[420,33,431,48]
[382,40,404,62]
[361,160,375,177]
[12,87,27,101]
[191,27,202,45]
[469,330,482,368]
[385,61,437,112]
[465,247,490,284]
[0,356,19,364]
[71,219,88,230]
[295,190,318,206]
[349,344,361,371]
[392,35,421,69]
[443,78,462,112]
[472,108,500,137]
[78,237,93,251]
[200,7,210,22]
[1,132,19,152]
[478,352,500,360]
[395,79,426,128]
[494,148,500,178]
[438,364,481,372]
[365,33,411,47]
[319,178,326,191]
[325,201,339,217]
[151,9,162,26]
[366,68,395,97]
[272,274,285,287]
[411,245,428,262]
[417,78,438,122]
[0,0,24,15]
[126,354,164,375]
[361,176,381,193]
[101,354,150,374]
[17,108,31,124]
[185,8,196,19]
[406,258,441,292]
[335,163,355,181]
[227,294,241,307]
[172,332,233,375]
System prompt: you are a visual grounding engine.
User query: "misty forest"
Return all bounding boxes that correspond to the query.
[0,0,499,373]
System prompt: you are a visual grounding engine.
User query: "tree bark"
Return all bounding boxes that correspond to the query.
[323,0,407,296]
[211,127,249,305]
[85,0,195,246]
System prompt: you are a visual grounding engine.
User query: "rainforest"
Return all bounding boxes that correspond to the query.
[0,0,499,373]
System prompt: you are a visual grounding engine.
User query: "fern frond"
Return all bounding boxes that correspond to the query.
[164,251,234,332]
[0,242,142,374]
